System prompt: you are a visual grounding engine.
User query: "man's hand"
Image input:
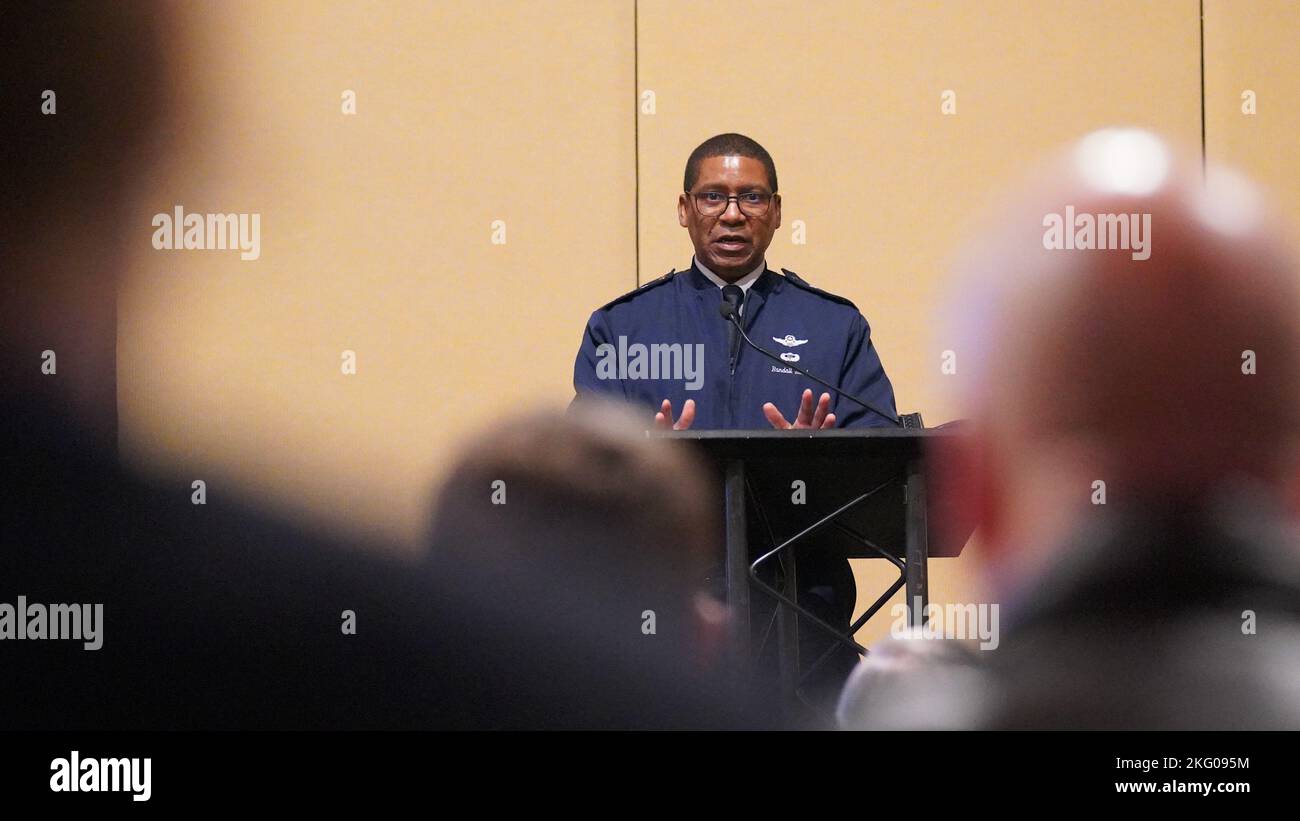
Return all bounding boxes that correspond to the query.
[762,389,836,430]
[653,398,696,430]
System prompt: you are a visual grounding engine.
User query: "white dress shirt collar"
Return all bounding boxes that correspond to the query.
[694,256,766,293]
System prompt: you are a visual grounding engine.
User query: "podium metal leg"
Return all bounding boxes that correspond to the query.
[775,550,799,703]
[905,458,930,628]
[724,459,751,671]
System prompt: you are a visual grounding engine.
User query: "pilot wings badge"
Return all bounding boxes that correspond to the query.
[772,334,808,348]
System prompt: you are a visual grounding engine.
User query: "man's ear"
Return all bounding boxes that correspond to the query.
[928,427,1003,562]
[771,192,781,231]
[678,193,689,228]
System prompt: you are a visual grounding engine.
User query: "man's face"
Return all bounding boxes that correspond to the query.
[678,155,781,281]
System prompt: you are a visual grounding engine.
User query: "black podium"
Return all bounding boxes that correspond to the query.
[655,427,974,709]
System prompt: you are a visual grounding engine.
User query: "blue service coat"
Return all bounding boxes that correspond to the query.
[573,263,897,428]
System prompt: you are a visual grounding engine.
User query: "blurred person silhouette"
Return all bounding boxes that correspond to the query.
[425,400,786,730]
[846,128,1300,729]
[0,1,749,730]
[427,401,729,674]
[421,401,765,728]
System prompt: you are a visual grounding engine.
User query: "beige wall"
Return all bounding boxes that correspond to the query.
[120,0,635,549]
[118,1,1289,643]
[1205,0,1300,233]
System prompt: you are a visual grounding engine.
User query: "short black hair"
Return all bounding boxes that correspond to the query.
[683,133,778,193]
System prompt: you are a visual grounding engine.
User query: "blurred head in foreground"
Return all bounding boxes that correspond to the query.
[1,2,174,447]
[836,629,991,731]
[923,128,1300,728]
[941,128,1300,591]
[428,399,727,673]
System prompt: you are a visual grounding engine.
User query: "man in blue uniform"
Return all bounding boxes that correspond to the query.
[573,133,898,430]
[571,134,899,713]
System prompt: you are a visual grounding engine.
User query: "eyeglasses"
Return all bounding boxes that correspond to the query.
[686,190,774,218]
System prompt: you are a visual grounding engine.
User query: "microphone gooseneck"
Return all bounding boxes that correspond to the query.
[717,300,901,427]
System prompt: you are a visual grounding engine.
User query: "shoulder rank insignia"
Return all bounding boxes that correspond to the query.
[780,268,858,309]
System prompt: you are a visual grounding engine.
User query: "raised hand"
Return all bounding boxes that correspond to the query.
[762,389,836,430]
[653,398,696,430]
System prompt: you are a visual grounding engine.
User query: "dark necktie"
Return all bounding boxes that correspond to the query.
[721,284,744,369]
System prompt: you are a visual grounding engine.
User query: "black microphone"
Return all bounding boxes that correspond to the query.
[718,299,903,427]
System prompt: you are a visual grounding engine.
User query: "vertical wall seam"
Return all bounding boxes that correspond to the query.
[634,0,641,285]
[1200,0,1207,176]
